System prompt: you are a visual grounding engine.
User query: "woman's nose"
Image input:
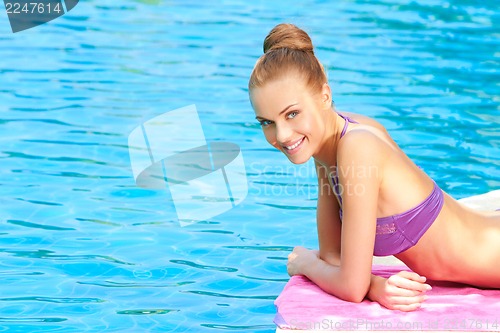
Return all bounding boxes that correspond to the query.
[275,123,294,145]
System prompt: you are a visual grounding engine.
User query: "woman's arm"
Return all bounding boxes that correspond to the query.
[287,134,430,308]
[287,247,431,310]
[314,160,342,265]
[324,129,382,301]
[291,155,379,302]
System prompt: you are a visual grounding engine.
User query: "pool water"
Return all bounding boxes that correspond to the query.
[0,0,498,332]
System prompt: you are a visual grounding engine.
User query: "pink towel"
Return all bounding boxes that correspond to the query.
[275,265,500,331]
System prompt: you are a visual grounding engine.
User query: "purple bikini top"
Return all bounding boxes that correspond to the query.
[331,113,444,256]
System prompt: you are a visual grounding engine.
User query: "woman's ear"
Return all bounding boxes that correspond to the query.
[320,83,332,108]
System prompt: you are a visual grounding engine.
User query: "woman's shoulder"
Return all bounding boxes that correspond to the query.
[336,116,394,175]
[337,127,389,163]
[335,136,385,199]
[338,110,388,134]
[337,110,399,157]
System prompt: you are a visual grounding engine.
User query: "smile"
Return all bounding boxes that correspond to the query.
[283,136,305,153]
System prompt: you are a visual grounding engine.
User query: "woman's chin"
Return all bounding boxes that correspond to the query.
[285,152,311,164]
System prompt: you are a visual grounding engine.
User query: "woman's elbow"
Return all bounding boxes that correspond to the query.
[342,290,367,303]
[339,282,369,303]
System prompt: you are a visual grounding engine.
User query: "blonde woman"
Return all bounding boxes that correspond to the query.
[248,23,500,311]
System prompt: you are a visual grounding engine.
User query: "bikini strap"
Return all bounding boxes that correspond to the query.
[334,112,359,219]
[337,112,358,139]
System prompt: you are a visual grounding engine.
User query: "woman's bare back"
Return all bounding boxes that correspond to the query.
[342,110,500,288]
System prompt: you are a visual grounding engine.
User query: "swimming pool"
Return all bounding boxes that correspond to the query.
[0,0,498,332]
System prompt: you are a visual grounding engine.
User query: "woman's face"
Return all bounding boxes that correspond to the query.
[250,75,327,164]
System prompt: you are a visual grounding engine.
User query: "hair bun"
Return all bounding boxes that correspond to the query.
[263,23,314,54]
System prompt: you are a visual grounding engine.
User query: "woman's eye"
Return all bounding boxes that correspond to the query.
[287,111,298,119]
[259,120,272,127]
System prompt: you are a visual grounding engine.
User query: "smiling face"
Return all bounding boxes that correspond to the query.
[250,73,330,164]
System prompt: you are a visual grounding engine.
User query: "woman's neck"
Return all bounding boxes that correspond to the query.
[312,108,344,168]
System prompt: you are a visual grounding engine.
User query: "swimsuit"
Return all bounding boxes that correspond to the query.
[331,113,444,256]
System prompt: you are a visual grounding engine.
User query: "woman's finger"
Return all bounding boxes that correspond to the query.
[388,274,432,292]
[387,285,421,297]
[392,302,422,312]
[397,270,427,282]
[389,294,428,306]
[386,294,429,312]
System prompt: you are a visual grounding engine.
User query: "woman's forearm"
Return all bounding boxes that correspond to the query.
[303,256,373,303]
[367,274,387,302]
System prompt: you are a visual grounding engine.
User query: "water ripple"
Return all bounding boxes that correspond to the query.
[224,245,293,252]
[1,249,134,265]
[116,309,178,315]
[256,202,316,210]
[78,281,194,288]
[0,317,67,323]
[7,220,74,231]
[2,151,114,165]
[181,290,275,300]
[0,297,105,304]
[14,199,63,207]
[170,260,238,273]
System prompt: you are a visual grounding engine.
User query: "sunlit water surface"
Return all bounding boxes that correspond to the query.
[0,1,498,332]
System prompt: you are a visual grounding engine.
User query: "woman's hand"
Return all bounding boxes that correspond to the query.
[287,246,320,276]
[368,271,432,312]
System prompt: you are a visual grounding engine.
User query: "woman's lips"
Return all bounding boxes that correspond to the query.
[283,136,305,155]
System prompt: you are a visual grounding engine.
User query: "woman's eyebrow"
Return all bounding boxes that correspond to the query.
[279,103,298,115]
[255,103,298,121]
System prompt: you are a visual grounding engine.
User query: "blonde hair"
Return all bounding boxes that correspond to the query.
[249,23,327,94]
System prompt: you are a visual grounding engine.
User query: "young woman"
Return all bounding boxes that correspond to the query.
[248,23,500,312]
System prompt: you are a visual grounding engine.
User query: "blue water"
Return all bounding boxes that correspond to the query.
[0,1,498,332]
